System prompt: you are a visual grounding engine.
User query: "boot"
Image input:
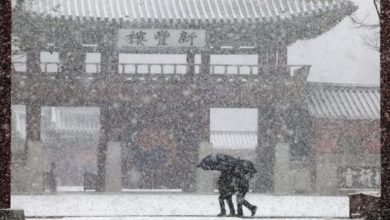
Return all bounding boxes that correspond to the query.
[226,197,235,216]
[217,212,226,217]
[227,210,235,217]
[250,206,257,216]
[218,198,226,217]
[236,204,243,217]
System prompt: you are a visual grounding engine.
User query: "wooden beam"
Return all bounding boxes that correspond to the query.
[0,0,12,209]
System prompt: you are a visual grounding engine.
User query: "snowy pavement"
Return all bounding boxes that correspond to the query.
[11,193,356,220]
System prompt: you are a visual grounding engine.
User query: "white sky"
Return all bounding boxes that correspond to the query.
[289,0,380,85]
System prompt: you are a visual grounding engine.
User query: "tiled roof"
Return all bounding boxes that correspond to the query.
[307,83,380,120]
[211,131,257,149]
[25,0,354,23]
[46,107,100,133]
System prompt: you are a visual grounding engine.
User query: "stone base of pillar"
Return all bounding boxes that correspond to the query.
[105,142,122,192]
[196,142,214,193]
[22,141,43,194]
[0,209,25,220]
[273,142,292,194]
[316,153,338,195]
[291,169,312,193]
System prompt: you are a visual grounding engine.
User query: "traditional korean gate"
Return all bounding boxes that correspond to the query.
[10,0,356,193]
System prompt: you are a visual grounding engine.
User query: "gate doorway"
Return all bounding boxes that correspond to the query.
[41,107,100,191]
[210,108,258,190]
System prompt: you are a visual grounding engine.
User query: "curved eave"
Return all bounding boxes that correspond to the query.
[285,1,357,46]
[22,0,356,29]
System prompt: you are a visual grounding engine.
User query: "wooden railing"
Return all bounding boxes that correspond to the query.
[12,61,310,79]
[209,64,258,75]
[119,63,187,75]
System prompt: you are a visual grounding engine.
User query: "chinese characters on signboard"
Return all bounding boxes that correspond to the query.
[118,29,206,48]
[338,167,380,189]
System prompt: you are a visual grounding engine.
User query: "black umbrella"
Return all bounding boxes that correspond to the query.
[197,154,239,172]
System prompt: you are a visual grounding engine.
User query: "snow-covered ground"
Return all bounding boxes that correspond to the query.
[11,193,355,220]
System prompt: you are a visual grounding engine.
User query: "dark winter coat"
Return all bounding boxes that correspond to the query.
[217,170,235,197]
[218,159,257,194]
[232,159,257,193]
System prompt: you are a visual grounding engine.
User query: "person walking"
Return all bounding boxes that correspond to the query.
[197,154,257,217]
[217,170,235,216]
[233,159,257,217]
[196,154,237,216]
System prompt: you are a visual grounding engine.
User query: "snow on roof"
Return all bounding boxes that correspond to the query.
[307,82,380,120]
[24,0,355,24]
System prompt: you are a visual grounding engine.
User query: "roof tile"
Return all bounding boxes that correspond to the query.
[307,83,380,120]
[27,0,354,24]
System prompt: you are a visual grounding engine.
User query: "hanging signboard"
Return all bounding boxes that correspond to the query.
[118,29,206,48]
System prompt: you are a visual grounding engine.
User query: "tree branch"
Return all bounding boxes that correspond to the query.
[373,0,380,18]
[350,15,379,30]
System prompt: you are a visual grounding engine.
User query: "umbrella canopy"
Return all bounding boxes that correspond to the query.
[197,154,239,172]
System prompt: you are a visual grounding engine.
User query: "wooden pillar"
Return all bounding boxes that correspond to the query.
[276,40,288,79]
[195,101,211,192]
[26,103,41,143]
[276,42,288,67]
[186,50,195,75]
[258,40,287,81]
[256,102,276,193]
[100,28,119,75]
[97,105,108,192]
[25,31,42,142]
[24,101,44,193]
[179,103,201,192]
[57,29,86,80]
[257,44,269,77]
[26,46,41,80]
[21,27,45,193]
[200,51,210,75]
[199,103,210,142]
[0,0,12,208]
[97,103,123,192]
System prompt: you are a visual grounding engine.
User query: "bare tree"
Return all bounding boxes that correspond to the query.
[350,0,380,51]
